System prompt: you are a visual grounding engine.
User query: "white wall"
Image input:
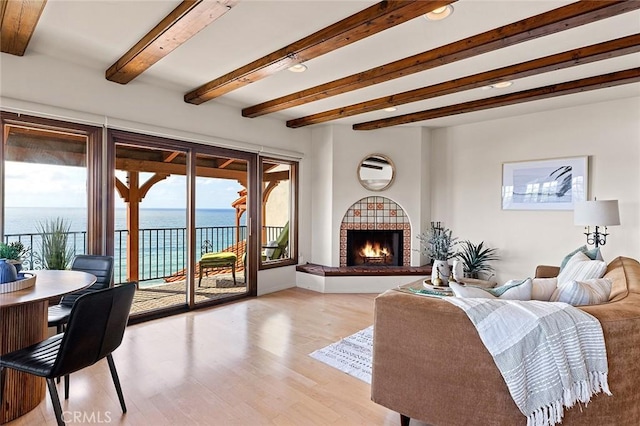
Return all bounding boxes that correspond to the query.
[309,124,432,267]
[431,97,640,283]
[310,126,334,266]
[0,52,312,293]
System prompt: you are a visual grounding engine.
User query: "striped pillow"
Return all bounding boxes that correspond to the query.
[551,278,612,306]
[557,252,607,285]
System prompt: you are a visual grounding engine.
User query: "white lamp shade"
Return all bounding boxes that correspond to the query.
[574,200,620,226]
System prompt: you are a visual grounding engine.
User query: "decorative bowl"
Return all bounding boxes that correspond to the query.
[0,273,36,294]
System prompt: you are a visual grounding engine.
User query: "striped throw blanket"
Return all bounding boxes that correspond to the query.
[445,298,611,426]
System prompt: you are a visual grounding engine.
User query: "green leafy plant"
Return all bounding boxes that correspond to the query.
[0,241,29,261]
[37,217,74,270]
[416,223,458,261]
[458,240,499,279]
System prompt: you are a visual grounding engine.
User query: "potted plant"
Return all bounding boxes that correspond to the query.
[0,241,30,272]
[37,217,74,270]
[416,223,458,285]
[457,240,499,279]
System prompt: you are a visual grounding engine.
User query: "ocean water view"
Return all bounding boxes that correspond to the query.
[4,207,243,235]
[4,207,247,286]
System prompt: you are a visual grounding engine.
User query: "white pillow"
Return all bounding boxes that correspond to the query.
[449,282,496,299]
[550,278,612,306]
[531,277,558,301]
[491,278,532,300]
[557,252,607,285]
[263,240,278,259]
[450,278,532,300]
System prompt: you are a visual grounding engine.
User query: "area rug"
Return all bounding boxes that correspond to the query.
[309,325,373,384]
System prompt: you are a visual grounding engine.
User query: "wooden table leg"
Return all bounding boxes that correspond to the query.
[0,301,47,423]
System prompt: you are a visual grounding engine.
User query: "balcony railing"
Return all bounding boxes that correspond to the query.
[4,225,284,284]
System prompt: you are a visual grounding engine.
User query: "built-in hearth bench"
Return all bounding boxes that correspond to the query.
[296,263,432,293]
[296,263,432,276]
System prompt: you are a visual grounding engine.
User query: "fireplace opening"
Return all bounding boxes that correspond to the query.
[346,230,403,267]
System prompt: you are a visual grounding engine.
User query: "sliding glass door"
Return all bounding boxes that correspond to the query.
[108,130,257,317]
[112,137,189,315]
[193,152,250,305]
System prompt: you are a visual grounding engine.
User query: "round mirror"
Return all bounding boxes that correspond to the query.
[357,154,395,191]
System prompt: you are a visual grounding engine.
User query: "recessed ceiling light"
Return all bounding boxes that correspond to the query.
[288,64,307,73]
[424,5,454,21]
[482,81,514,90]
[384,107,397,112]
[492,81,513,89]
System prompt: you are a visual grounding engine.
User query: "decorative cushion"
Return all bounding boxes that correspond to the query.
[557,252,607,285]
[449,282,496,299]
[200,252,237,265]
[450,278,532,300]
[550,278,612,306]
[263,240,278,259]
[489,278,533,300]
[559,245,603,271]
[531,277,558,301]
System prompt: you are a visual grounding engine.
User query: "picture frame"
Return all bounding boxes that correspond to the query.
[502,156,588,210]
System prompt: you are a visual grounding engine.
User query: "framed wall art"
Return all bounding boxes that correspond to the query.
[502,156,588,210]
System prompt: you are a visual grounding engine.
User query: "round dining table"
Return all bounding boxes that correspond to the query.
[0,270,96,423]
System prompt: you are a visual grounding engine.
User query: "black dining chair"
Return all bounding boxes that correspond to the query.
[48,254,115,334]
[0,282,136,426]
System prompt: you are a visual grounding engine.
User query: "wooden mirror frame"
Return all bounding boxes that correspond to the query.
[357,153,395,191]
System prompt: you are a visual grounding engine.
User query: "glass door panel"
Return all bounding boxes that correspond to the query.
[2,124,89,270]
[194,153,248,304]
[260,158,296,268]
[114,143,187,316]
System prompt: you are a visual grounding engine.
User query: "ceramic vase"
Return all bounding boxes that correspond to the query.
[452,260,464,282]
[0,258,18,284]
[433,260,450,286]
[8,259,22,274]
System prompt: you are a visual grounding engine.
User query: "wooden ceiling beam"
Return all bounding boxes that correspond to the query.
[1,0,47,56]
[244,0,640,118]
[287,34,640,128]
[184,0,457,105]
[352,68,640,130]
[106,0,239,84]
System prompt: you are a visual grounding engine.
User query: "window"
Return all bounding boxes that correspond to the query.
[260,158,297,268]
[1,112,103,268]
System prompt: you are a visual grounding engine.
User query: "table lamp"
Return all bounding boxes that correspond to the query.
[573,200,620,247]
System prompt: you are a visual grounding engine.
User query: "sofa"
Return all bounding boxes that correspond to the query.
[371,256,640,425]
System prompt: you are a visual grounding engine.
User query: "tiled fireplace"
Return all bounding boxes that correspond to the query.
[340,196,411,267]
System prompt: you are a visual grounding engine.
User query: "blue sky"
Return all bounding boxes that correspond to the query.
[5,162,243,209]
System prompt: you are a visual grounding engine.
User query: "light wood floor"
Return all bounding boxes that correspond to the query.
[8,288,409,426]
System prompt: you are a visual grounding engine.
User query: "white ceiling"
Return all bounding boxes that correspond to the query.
[27,0,640,129]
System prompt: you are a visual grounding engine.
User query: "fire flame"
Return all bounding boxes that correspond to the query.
[360,241,389,258]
